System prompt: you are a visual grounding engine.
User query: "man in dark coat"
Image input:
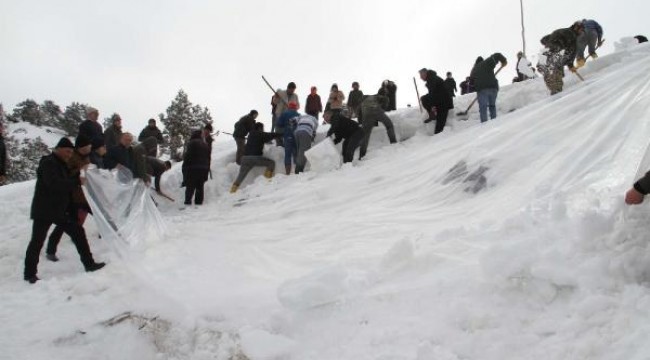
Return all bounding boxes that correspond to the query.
[347,82,364,119]
[305,87,323,120]
[233,110,258,165]
[538,22,582,95]
[147,157,172,193]
[325,111,364,163]
[103,114,123,150]
[444,72,457,98]
[105,133,151,184]
[230,122,281,193]
[0,122,7,185]
[23,137,105,283]
[418,68,454,134]
[138,118,164,157]
[471,53,508,123]
[182,130,211,205]
[78,107,103,144]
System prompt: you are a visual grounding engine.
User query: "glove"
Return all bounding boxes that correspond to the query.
[569,66,577,73]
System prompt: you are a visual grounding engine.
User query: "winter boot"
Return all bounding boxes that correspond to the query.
[46,253,59,262]
[85,262,106,272]
[285,164,291,175]
[264,170,274,179]
[576,58,586,68]
[230,184,239,193]
[590,52,598,59]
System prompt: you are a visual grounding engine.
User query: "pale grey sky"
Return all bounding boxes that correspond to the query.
[1,0,648,134]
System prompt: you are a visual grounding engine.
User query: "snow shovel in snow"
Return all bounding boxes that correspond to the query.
[456,64,505,117]
[413,77,423,113]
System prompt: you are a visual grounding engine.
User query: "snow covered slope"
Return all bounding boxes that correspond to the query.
[2,40,650,360]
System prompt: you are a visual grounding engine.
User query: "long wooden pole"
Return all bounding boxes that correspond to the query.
[413,77,423,113]
[520,0,526,56]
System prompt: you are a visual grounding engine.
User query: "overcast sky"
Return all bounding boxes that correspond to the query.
[1,0,648,134]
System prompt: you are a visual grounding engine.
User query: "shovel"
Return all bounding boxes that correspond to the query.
[456,64,505,116]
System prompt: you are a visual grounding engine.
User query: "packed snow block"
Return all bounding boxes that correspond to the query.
[304,137,341,173]
[278,266,351,310]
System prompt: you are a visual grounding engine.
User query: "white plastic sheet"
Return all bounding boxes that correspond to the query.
[304,137,341,173]
[83,166,166,259]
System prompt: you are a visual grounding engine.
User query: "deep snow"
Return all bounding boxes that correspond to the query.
[2,39,650,360]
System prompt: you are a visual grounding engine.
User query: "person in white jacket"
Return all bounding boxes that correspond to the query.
[293,114,319,174]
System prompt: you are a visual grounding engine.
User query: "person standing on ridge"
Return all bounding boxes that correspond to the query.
[471,53,507,123]
[305,86,323,120]
[326,83,345,117]
[103,114,123,150]
[347,82,364,119]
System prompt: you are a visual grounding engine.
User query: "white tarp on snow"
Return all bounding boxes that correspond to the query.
[83,166,166,258]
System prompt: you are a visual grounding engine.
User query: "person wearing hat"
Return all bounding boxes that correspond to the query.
[90,137,106,169]
[24,137,105,283]
[44,135,95,262]
[78,107,103,145]
[276,101,300,174]
[537,23,582,95]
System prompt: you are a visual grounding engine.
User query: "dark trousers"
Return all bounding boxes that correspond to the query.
[184,170,208,205]
[47,208,89,255]
[434,108,449,134]
[234,137,246,165]
[25,219,95,278]
[342,129,364,163]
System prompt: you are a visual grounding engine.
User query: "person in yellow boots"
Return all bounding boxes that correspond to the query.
[230,122,281,193]
[576,19,603,68]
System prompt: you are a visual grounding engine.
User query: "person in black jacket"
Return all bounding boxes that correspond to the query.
[138,119,164,157]
[78,107,103,144]
[182,130,211,205]
[444,72,457,98]
[23,137,105,283]
[418,68,454,134]
[325,111,364,163]
[538,22,583,95]
[147,157,172,193]
[380,80,397,111]
[471,53,508,123]
[0,122,7,185]
[230,122,281,193]
[233,110,258,165]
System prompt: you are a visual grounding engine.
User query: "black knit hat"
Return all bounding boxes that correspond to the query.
[91,137,105,150]
[55,137,74,149]
[75,134,92,149]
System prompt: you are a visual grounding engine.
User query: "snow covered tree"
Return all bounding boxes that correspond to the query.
[41,100,64,128]
[160,89,206,160]
[5,136,50,183]
[11,99,43,126]
[60,102,87,137]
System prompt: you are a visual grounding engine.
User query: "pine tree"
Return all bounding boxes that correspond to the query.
[160,89,201,160]
[41,100,64,128]
[12,99,43,126]
[5,136,50,183]
[61,102,87,137]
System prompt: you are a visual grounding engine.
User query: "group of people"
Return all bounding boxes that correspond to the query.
[229,81,401,192]
[23,108,174,283]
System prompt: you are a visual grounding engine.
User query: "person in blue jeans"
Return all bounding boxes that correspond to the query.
[470,53,507,123]
[276,101,300,175]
